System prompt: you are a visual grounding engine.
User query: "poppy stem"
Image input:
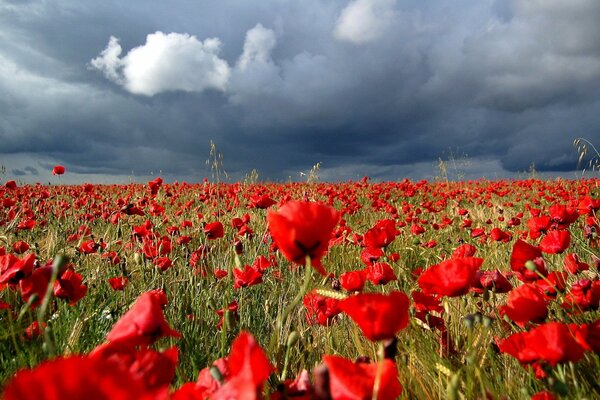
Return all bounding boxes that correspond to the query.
[274,256,314,365]
[372,341,385,400]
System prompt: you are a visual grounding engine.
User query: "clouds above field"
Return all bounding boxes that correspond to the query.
[0,0,599,183]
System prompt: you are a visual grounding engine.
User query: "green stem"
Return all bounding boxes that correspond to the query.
[372,341,385,400]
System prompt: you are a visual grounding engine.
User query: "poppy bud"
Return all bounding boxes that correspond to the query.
[482,316,493,328]
[209,365,224,384]
[463,315,474,329]
[525,260,537,271]
[287,331,300,348]
[133,253,142,265]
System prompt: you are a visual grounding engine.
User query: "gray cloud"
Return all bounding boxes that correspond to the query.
[1,0,599,183]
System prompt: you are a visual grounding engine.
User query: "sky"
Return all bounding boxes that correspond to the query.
[1,0,599,183]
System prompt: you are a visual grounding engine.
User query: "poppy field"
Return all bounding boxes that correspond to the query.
[1,176,600,399]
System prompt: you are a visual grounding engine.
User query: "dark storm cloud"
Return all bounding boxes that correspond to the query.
[1,0,599,183]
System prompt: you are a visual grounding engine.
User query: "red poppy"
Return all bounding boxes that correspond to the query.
[322,355,402,400]
[497,322,585,367]
[204,221,225,240]
[52,165,65,175]
[106,291,181,347]
[91,343,178,391]
[499,283,548,327]
[471,270,513,294]
[79,239,99,254]
[233,264,263,289]
[267,201,339,275]
[562,279,600,312]
[211,331,274,399]
[19,264,53,307]
[249,194,276,209]
[510,240,547,282]
[0,253,36,285]
[339,291,410,341]
[412,291,444,314]
[526,216,551,240]
[5,180,17,189]
[572,318,600,353]
[53,267,88,305]
[108,276,129,291]
[303,290,341,326]
[490,227,512,242]
[365,262,397,285]
[363,219,397,249]
[539,230,571,254]
[153,257,173,271]
[216,301,239,330]
[2,356,162,400]
[452,243,477,258]
[563,253,589,274]
[360,247,384,266]
[12,241,30,254]
[531,391,557,400]
[339,269,367,292]
[418,257,483,297]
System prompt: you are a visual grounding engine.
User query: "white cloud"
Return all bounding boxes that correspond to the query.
[334,0,397,44]
[237,23,277,70]
[229,24,282,105]
[90,36,123,83]
[91,32,230,96]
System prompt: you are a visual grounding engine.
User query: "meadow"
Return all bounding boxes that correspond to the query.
[1,176,599,399]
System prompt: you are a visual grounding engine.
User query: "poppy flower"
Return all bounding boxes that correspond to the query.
[53,267,88,305]
[2,356,161,400]
[106,291,181,347]
[562,279,600,312]
[91,343,179,391]
[5,180,17,189]
[211,331,274,399]
[233,265,263,289]
[510,240,547,282]
[471,270,513,294]
[108,276,129,291]
[418,257,483,297]
[539,230,571,254]
[499,284,548,327]
[452,243,477,258]
[527,216,551,240]
[532,392,559,400]
[339,291,410,341]
[0,253,36,285]
[365,262,397,285]
[322,355,402,400]
[216,301,239,330]
[360,247,384,266]
[267,201,339,275]
[497,322,585,367]
[339,270,367,292]
[12,241,30,254]
[490,228,512,242]
[563,253,589,274]
[19,264,53,307]
[412,291,444,314]
[52,165,65,175]
[204,221,224,240]
[303,290,341,326]
[363,219,397,249]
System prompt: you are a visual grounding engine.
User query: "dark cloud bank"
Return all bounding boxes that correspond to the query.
[1,0,599,183]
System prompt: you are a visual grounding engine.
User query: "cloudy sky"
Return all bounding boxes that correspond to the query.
[1,0,599,183]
